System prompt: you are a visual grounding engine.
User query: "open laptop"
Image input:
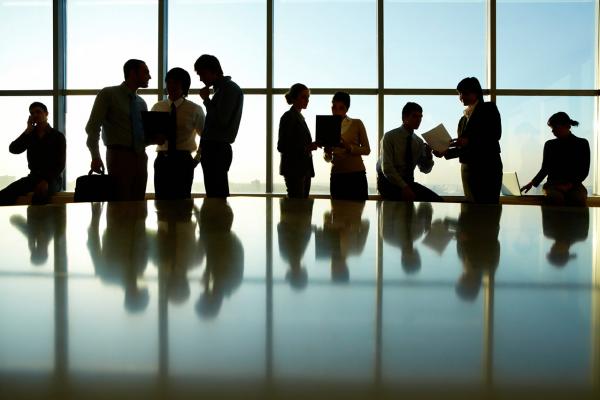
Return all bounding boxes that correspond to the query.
[501,172,522,196]
[315,115,342,147]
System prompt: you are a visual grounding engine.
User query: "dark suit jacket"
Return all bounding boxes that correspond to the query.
[277,107,315,178]
[448,101,502,166]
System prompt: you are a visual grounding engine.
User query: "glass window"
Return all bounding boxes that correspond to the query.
[384,95,466,195]
[274,0,377,88]
[0,0,53,89]
[67,0,158,89]
[273,94,378,195]
[0,97,53,187]
[168,0,266,88]
[495,96,595,192]
[384,0,486,89]
[497,0,595,89]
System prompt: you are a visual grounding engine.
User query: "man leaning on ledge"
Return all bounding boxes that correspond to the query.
[0,102,66,206]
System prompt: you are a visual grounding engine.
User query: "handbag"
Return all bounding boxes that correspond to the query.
[74,170,117,202]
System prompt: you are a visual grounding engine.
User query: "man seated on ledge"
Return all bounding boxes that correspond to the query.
[376,102,442,202]
[0,102,66,206]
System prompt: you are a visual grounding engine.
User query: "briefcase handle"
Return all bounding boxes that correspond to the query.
[88,167,106,175]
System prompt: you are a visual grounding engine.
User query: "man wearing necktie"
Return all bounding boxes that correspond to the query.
[376,102,442,202]
[85,59,151,201]
[151,68,205,200]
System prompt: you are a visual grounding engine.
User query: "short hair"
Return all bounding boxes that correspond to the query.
[29,101,48,113]
[165,67,192,97]
[547,111,579,128]
[456,77,484,101]
[332,91,351,110]
[193,54,223,75]
[402,102,423,119]
[284,83,309,105]
[123,59,146,80]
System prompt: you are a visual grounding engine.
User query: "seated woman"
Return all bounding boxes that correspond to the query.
[520,112,589,206]
[324,92,371,201]
[277,83,318,198]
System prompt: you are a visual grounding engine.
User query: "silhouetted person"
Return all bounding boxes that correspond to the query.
[541,206,589,267]
[86,59,151,201]
[277,198,314,290]
[442,77,502,204]
[150,199,205,304]
[194,55,243,198]
[380,201,433,274]
[87,202,151,313]
[377,102,442,202]
[521,112,589,207]
[324,92,371,200]
[10,204,66,266]
[151,68,205,200]
[277,83,318,198]
[0,102,65,205]
[316,200,370,283]
[450,204,502,301]
[195,199,244,319]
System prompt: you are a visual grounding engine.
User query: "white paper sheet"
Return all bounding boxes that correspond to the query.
[421,123,452,153]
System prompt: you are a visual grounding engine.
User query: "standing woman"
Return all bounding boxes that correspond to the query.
[324,91,371,200]
[520,112,589,206]
[277,83,317,198]
[445,77,502,204]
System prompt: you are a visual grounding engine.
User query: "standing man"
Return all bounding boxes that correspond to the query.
[151,67,205,200]
[194,54,243,198]
[376,102,442,202]
[86,59,151,201]
[0,102,66,205]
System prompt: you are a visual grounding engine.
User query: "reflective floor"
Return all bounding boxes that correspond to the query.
[0,198,599,399]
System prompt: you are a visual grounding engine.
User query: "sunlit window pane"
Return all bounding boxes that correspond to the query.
[497,0,595,89]
[67,0,158,89]
[0,0,52,89]
[384,0,486,89]
[168,0,266,88]
[274,0,377,88]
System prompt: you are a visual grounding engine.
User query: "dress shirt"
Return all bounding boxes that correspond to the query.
[324,117,371,174]
[151,97,205,160]
[202,76,243,143]
[9,125,66,182]
[531,133,590,187]
[377,125,433,188]
[85,82,148,159]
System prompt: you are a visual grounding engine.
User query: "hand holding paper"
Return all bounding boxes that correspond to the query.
[421,123,452,153]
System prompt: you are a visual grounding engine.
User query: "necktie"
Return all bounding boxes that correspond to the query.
[405,133,414,182]
[169,102,177,153]
[130,93,145,152]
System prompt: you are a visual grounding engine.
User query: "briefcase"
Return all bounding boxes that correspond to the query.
[74,170,117,202]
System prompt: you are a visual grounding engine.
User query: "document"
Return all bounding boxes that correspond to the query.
[421,219,454,255]
[421,123,452,153]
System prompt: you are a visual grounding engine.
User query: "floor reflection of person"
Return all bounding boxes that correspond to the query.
[150,199,205,304]
[450,204,502,301]
[87,202,151,313]
[541,206,589,268]
[380,201,432,274]
[10,205,66,266]
[316,200,370,282]
[277,198,314,290]
[195,199,244,319]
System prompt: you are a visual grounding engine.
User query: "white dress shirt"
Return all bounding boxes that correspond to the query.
[151,97,205,160]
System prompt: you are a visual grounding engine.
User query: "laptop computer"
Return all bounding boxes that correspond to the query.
[315,115,342,147]
[501,172,522,196]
